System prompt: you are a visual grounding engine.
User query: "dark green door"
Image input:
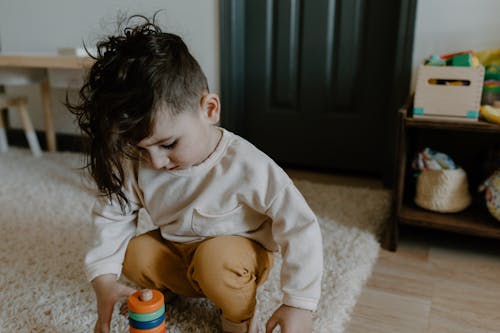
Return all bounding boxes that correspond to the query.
[221,0,416,176]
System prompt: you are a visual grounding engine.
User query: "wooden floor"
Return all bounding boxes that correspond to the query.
[286,168,500,333]
[346,225,500,333]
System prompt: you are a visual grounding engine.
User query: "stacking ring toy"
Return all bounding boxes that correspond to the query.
[128,289,166,333]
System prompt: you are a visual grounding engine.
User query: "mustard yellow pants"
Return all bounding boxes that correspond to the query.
[123,230,274,325]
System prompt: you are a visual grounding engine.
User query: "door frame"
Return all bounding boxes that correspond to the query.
[219,0,417,182]
[219,0,247,133]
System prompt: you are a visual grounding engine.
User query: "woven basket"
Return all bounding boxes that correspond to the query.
[415,168,471,213]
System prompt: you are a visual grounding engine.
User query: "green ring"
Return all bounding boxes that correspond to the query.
[128,304,165,322]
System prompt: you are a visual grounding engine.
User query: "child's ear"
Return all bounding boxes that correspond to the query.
[200,93,221,124]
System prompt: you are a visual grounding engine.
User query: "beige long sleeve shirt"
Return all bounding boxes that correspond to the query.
[85,128,323,311]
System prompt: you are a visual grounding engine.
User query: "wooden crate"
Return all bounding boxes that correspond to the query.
[413,65,484,122]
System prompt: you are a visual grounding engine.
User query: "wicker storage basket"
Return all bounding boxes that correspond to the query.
[415,168,471,213]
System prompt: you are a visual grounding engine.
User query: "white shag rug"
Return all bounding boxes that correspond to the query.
[0,149,391,333]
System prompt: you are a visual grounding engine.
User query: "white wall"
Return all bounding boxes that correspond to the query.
[411,0,500,91]
[0,0,219,134]
[4,0,500,136]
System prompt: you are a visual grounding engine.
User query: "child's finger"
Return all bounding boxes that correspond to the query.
[119,301,128,317]
[265,316,279,333]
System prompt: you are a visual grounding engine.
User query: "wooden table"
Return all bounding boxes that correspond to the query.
[0,54,94,151]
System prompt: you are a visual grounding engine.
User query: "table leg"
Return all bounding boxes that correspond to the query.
[40,79,57,152]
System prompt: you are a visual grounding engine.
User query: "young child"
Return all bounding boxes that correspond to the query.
[68,15,323,333]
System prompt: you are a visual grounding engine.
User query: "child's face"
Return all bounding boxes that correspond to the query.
[137,94,221,170]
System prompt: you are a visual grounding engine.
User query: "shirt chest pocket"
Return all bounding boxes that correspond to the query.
[191,205,267,236]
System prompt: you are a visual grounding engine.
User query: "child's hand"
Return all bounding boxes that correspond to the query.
[91,274,136,333]
[265,304,312,333]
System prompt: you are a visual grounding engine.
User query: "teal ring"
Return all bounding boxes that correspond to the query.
[128,304,165,322]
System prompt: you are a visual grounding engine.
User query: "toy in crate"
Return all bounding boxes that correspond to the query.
[413,51,485,122]
[476,49,500,125]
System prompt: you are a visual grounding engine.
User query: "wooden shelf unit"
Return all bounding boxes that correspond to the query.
[382,109,500,250]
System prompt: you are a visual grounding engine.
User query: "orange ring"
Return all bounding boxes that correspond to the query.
[129,321,165,333]
[127,289,164,314]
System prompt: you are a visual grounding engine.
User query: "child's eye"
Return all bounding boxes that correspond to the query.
[160,140,178,150]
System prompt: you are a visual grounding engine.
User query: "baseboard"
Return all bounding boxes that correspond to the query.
[6,129,87,153]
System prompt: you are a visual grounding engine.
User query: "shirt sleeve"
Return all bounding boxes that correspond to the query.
[266,182,323,311]
[84,195,139,282]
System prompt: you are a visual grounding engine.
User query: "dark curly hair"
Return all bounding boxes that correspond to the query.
[66,14,209,210]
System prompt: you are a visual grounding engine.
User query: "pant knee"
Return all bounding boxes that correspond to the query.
[189,236,273,322]
[123,231,204,297]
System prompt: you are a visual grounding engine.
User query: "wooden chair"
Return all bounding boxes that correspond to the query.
[0,96,42,157]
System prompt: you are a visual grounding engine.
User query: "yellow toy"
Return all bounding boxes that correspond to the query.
[480,105,500,125]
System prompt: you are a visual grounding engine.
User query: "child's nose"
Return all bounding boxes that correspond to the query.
[149,151,168,169]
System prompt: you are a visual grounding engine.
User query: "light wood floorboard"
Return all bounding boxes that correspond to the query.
[346,227,500,333]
